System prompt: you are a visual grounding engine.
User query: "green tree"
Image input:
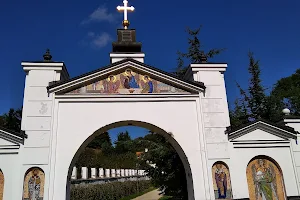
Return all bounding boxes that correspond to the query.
[230,51,268,127]
[114,131,133,154]
[87,131,112,149]
[138,133,187,199]
[1,108,22,132]
[269,69,300,117]
[174,26,225,78]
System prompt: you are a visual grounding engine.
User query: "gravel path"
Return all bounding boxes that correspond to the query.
[132,189,162,200]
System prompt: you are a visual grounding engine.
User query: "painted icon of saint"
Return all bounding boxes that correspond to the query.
[104,75,120,93]
[252,159,279,200]
[215,164,227,199]
[28,168,41,200]
[125,69,139,88]
[141,75,154,93]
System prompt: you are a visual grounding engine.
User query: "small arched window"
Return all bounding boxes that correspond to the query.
[212,161,233,199]
[23,167,45,200]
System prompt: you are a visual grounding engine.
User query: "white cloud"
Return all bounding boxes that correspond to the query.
[81,6,117,24]
[85,32,112,48]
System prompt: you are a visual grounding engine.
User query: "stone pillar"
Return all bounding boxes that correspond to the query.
[116,169,121,177]
[111,169,116,177]
[81,167,88,179]
[99,168,104,178]
[91,168,96,179]
[121,169,125,177]
[131,169,135,176]
[71,167,77,180]
[125,169,129,176]
[105,169,110,177]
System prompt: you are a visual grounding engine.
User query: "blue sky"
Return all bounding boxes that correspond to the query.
[1,0,300,118]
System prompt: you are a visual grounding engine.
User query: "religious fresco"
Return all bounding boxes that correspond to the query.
[246,158,286,200]
[23,168,45,200]
[212,162,233,199]
[0,170,3,200]
[66,68,189,94]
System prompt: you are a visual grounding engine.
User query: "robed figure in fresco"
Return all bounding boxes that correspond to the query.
[28,168,42,200]
[252,159,279,200]
[103,75,120,93]
[141,75,154,93]
[215,164,228,199]
[123,69,139,89]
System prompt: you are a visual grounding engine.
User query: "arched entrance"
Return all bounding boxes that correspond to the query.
[246,155,287,200]
[65,120,195,200]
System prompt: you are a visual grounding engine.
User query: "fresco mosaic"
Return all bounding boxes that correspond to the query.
[212,162,233,199]
[23,168,45,200]
[66,68,189,94]
[0,170,3,200]
[246,158,286,200]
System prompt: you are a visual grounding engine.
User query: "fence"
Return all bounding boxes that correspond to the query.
[71,167,146,180]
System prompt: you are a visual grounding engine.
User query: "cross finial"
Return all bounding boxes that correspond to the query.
[117,0,135,29]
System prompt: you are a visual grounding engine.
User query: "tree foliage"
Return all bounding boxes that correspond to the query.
[230,52,300,127]
[138,134,187,199]
[270,69,300,116]
[230,51,268,127]
[173,26,225,78]
[0,108,22,132]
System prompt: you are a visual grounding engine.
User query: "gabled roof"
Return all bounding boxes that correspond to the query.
[0,126,27,145]
[47,58,205,94]
[226,119,298,141]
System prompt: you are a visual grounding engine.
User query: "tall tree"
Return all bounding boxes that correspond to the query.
[1,108,22,132]
[270,69,300,117]
[138,133,188,199]
[114,131,132,153]
[174,26,225,78]
[87,131,112,150]
[230,51,268,127]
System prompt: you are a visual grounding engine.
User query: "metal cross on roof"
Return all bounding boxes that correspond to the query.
[117,0,135,29]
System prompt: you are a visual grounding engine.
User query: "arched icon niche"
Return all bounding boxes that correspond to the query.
[246,156,286,200]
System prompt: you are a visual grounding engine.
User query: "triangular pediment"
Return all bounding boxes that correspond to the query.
[0,127,26,146]
[227,120,298,142]
[48,59,205,95]
[232,129,286,141]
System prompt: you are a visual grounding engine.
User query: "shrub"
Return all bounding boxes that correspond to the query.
[70,180,152,200]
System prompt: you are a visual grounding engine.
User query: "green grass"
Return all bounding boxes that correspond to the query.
[120,186,156,200]
[159,196,174,200]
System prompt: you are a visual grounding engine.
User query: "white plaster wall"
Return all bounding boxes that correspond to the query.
[287,119,300,193]
[230,147,298,199]
[50,99,207,200]
[19,64,66,200]
[110,53,145,63]
[0,153,21,200]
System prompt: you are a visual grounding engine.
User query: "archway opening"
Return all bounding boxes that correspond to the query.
[246,155,287,200]
[66,120,194,200]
